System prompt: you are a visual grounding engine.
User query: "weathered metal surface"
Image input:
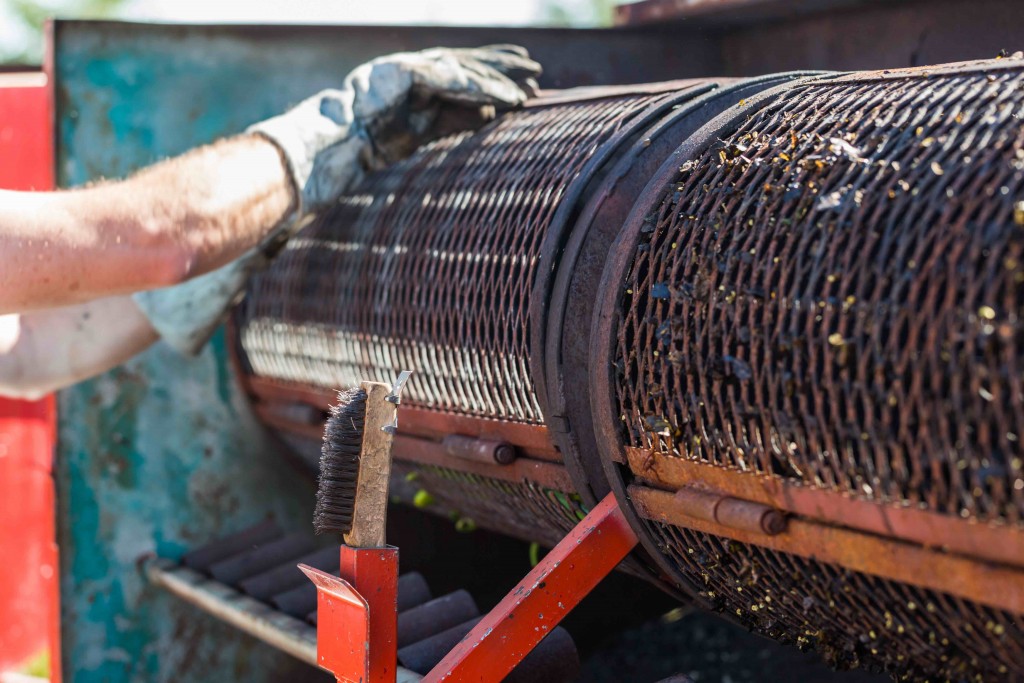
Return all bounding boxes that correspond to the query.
[718,0,1024,75]
[593,58,1024,679]
[243,376,560,460]
[631,485,1024,613]
[611,58,1024,522]
[235,86,700,425]
[423,493,634,682]
[145,559,320,667]
[392,435,574,491]
[628,447,1024,568]
[51,20,708,682]
[631,487,1024,679]
[541,74,816,507]
[233,83,735,553]
[669,487,786,535]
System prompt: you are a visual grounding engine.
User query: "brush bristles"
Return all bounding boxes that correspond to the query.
[314,387,367,535]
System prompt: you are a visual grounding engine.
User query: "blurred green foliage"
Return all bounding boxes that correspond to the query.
[1,0,128,64]
[543,0,616,26]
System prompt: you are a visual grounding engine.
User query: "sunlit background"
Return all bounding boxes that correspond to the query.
[0,0,615,64]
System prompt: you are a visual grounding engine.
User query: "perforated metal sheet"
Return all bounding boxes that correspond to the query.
[608,60,1024,679]
[615,62,1024,523]
[643,521,1024,679]
[237,89,684,424]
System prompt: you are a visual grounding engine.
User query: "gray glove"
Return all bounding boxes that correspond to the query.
[135,45,541,356]
[248,44,542,212]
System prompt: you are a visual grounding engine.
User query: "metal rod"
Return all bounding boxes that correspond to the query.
[392,434,574,491]
[630,484,1024,614]
[145,558,318,666]
[243,376,558,459]
[627,447,1024,568]
[421,493,637,682]
[442,435,517,465]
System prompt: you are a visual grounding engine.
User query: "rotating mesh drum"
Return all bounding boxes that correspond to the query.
[233,81,738,551]
[595,60,1024,679]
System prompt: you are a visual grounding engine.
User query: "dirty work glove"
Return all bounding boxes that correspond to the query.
[132,217,305,356]
[248,44,542,212]
[134,46,540,356]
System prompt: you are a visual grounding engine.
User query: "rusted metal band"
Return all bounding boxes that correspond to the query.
[627,447,1024,569]
[630,485,1024,615]
[245,376,560,460]
[392,434,575,492]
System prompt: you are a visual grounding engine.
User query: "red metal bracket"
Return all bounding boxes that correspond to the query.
[422,492,638,682]
[305,494,637,682]
[300,545,398,683]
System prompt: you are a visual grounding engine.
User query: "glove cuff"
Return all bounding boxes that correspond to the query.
[133,251,266,356]
[248,89,368,211]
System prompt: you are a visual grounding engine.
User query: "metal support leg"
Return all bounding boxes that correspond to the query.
[300,546,399,683]
[422,493,638,682]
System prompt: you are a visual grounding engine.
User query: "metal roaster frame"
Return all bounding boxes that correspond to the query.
[534,71,827,507]
[230,80,770,568]
[587,57,1024,675]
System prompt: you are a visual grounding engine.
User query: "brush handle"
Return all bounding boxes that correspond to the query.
[345,381,396,548]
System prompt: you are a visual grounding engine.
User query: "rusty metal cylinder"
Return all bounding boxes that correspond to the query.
[593,59,1024,681]
[229,60,1024,682]
[670,489,786,536]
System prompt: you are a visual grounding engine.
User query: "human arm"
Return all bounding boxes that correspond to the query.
[0,297,158,400]
[0,45,542,397]
[0,135,295,314]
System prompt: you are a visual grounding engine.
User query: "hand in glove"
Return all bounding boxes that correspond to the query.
[134,45,541,356]
[250,44,542,212]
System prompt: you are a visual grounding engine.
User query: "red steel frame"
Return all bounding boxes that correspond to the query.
[301,547,400,683]
[0,71,59,680]
[306,494,638,682]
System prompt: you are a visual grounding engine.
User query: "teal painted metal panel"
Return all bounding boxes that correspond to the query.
[51,20,702,681]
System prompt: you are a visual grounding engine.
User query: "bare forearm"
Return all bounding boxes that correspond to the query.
[0,134,295,314]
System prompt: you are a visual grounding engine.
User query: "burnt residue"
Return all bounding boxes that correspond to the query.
[618,64,1024,524]
[613,61,1024,679]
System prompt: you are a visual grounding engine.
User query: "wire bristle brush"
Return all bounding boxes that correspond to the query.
[314,373,411,547]
[313,387,367,536]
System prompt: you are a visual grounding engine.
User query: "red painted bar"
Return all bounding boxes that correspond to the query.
[423,494,638,682]
[0,71,58,678]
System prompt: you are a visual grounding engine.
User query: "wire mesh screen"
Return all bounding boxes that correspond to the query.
[611,62,1024,679]
[237,89,682,424]
[615,64,1024,523]
[401,463,588,548]
[642,520,1024,679]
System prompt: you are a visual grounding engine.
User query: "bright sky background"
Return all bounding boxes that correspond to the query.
[1,0,613,62]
